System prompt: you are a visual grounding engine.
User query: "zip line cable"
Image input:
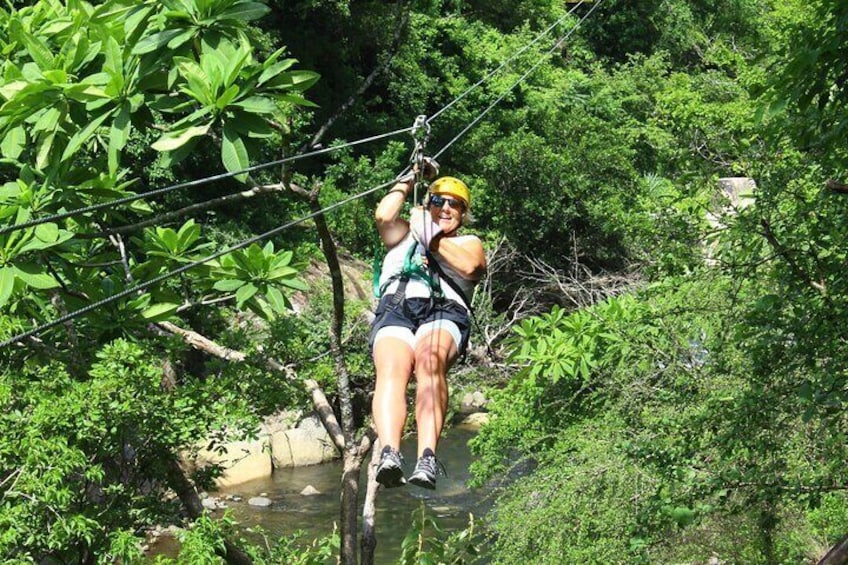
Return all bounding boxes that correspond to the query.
[0,126,412,237]
[0,4,591,239]
[0,3,589,239]
[0,177,401,349]
[1,2,605,349]
[434,0,604,161]
[427,0,587,124]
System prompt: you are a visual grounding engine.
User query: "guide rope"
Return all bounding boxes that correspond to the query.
[434,0,604,161]
[427,0,588,124]
[1,1,605,349]
[0,126,413,237]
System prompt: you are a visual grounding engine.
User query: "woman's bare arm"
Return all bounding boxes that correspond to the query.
[375,178,413,248]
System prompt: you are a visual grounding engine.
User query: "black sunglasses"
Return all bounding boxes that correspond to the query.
[428,194,466,212]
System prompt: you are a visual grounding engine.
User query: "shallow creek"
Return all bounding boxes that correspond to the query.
[151,427,492,563]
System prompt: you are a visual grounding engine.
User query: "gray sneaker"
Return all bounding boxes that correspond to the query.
[376,446,406,488]
[408,451,445,490]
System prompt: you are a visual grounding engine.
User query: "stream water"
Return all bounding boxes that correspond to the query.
[151,426,492,563]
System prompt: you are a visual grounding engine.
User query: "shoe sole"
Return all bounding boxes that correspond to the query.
[408,473,436,490]
[376,465,406,488]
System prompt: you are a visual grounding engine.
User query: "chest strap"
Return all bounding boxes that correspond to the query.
[378,242,444,305]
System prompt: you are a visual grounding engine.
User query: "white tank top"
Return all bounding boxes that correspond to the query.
[378,232,479,310]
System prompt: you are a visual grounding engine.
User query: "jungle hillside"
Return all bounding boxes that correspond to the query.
[1,0,847,563]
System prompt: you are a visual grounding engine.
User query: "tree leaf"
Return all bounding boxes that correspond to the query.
[151,123,211,152]
[257,60,296,86]
[231,96,277,114]
[221,125,249,182]
[216,84,240,110]
[36,130,56,170]
[13,264,59,290]
[132,29,186,55]
[176,220,201,249]
[288,70,320,90]
[141,302,179,320]
[277,93,319,108]
[266,286,288,313]
[218,2,271,22]
[108,102,132,175]
[0,266,15,307]
[15,23,56,69]
[1,126,26,160]
[166,28,196,51]
[213,279,245,292]
[278,278,308,291]
[61,108,115,162]
[235,282,258,307]
[34,223,59,243]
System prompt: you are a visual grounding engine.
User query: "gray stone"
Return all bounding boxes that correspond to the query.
[460,390,489,413]
[201,498,219,510]
[248,496,273,507]
[300,485,321,496]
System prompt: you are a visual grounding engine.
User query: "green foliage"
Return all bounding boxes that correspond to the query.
[212,242,309,319]
[1,0,847,562]
[0,334,305,561]
[0,0,316,345]
[399,503,485,565]
[488,423,656,565]
[152,515,339,564]
[765,0,848,173]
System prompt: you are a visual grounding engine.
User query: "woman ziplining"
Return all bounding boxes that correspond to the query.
[369,160,487,490]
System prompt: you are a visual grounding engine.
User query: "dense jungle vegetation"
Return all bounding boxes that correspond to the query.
[1,0,847,563]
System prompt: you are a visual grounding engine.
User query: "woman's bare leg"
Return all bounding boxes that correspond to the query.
[413,329,458,457]
[372,337,415,450]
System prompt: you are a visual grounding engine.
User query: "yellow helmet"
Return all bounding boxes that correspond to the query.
[429,176,470,209]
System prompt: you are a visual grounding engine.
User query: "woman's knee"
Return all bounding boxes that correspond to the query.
[415,347,448,379]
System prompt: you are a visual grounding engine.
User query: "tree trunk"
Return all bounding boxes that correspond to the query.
[163,458,254,565]
[340,453,364,564]
[819,534,848,565]
[298,188,362,563]
[360,442,382,565]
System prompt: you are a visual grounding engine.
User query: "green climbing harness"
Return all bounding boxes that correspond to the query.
[374,241,444,301]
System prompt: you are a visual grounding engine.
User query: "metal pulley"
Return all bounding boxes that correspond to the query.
[410,115,431,206]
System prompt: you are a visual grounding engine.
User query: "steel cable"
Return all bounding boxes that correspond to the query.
[427,0,587,124]
[0,126,412,237]
[1,1,605,348]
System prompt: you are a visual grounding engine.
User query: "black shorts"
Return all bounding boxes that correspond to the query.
[369,294,471,355]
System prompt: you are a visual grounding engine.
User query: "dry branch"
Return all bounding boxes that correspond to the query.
[157,321,345,451]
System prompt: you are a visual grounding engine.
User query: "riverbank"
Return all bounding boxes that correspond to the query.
[147,426,491,562]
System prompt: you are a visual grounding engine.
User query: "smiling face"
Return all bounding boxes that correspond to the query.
[428,194,465,235]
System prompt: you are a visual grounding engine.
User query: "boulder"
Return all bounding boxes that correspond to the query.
[270,414,339,468]
[454,412,490,430]
[189,435,272,488]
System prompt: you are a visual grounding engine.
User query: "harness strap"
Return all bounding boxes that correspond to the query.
[426,254,473,309]
[378,242,444,304]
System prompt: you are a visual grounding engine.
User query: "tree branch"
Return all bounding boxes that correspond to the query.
[80,183,287,238]
[825,179,848,194]
[306,0,411,150]
[759,218,827,294]
[156,321,346,451]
